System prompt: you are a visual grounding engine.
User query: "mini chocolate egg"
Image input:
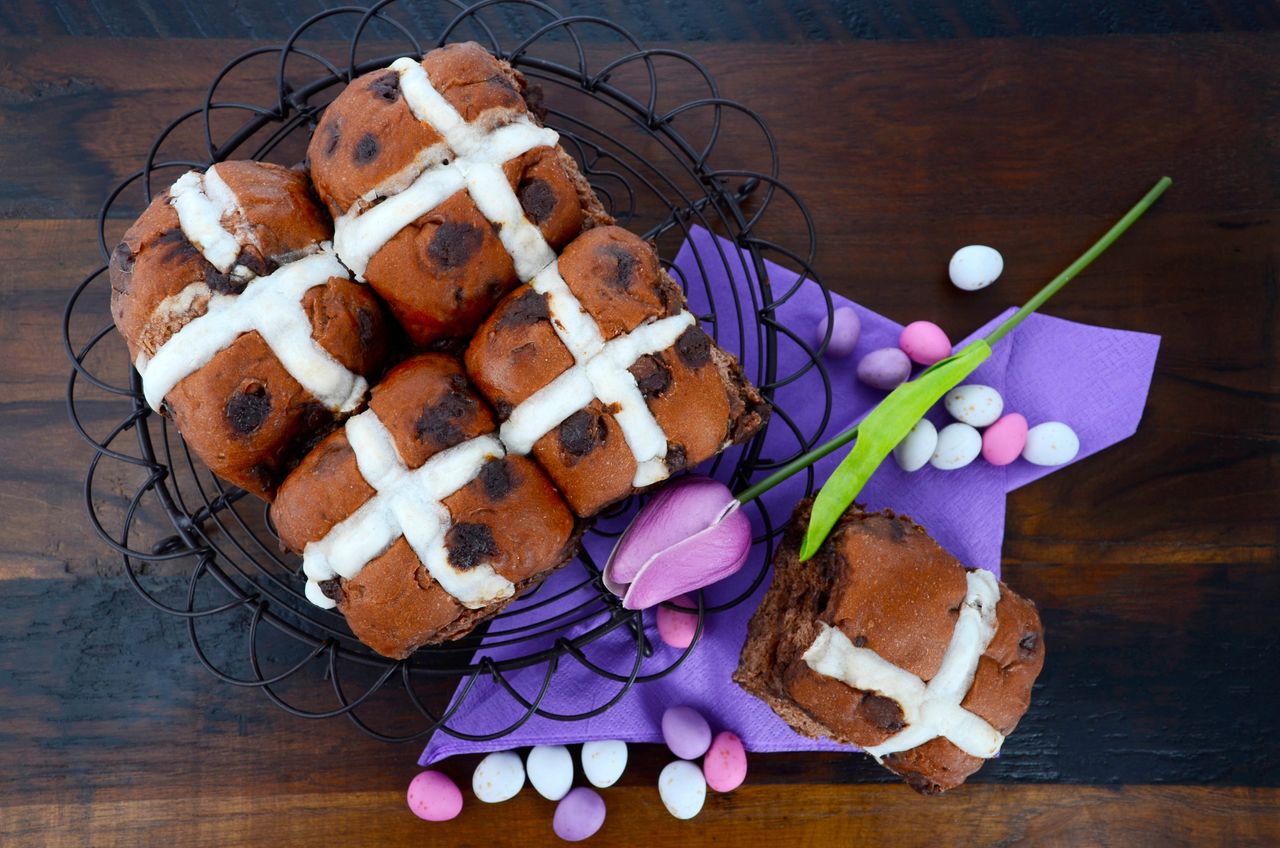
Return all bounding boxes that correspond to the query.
[472,750,525,803]
[899,320,952,366]
[656,594,700,649]
[949,245,1004,291]
[553,787,606,842]
[982,413,1028,466]
[945,384,1004,428]
[661,705,712,760]
[407,770,463,822]
[1023,421,1080,466]
[703,731,747,793]
[581,739,628,789]
[856,347,912,391]
[658,760,707,820]
[816,306,861,359]
[930,422,982,470]
[893,418,938,472]
[527,745,574,801]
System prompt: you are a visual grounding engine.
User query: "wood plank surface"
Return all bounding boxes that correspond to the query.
[0,9,1276,847]
[5,786,1279,847]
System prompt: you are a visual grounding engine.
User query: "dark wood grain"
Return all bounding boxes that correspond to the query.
[1,0,1277,40]
[0,11,1277,847]
[4,784,1280,847]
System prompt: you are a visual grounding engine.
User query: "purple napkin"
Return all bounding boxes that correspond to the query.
[420,226,1159,763]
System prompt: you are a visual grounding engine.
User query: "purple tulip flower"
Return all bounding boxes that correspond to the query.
[603,476,753,610]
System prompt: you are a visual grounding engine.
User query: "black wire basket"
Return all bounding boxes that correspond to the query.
[63,0,834,743]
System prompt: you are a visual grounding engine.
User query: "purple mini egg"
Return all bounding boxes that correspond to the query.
[816,306,861,359]
[662,705,712,760]
[899,320,952,365]
[856,347,912,391]
[553,787,606,842]
[703,731,747,793]
[406,770,463,822]
[656,594,700,649]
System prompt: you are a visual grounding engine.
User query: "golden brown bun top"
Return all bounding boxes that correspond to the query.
[368,352,497,469]
[556,226,685,340]
[811,506,1043,730]
[108,160,331,361]
[306,41,530,215]
[271,353,498,552]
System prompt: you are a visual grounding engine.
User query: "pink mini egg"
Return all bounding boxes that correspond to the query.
[982,413,1029,466]
[899,320,952,365]
[407,770,463,822]
[656,594,700,649]
[703,731,747,792]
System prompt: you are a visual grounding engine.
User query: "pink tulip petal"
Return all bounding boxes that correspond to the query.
[601,555,632,599]
[621,500,752,610]
[604,476,737,589]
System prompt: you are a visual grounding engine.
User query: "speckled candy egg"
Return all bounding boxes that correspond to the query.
[930,422,982,470]
[658,760,707,820]
[553,787,606,842]
[581,740,628,789]
[899,320,952,366]
[703,731,747,793]
[407,770,463,822]
[527,745,574,801]
[656,594,699,649]
[945,384,1004,428]
[1023,421,1080,466]
[893,418,938,472]
[472,750,525,803]
[949,245,1004,291]
[856,347,912,391]
[661,705,712,760]
[816,306,861,359]
[982,413,1029,466]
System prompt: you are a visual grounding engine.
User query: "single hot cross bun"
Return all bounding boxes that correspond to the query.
[466,226,768,517]
[735,500,1046,794]
[307,41,611,347]
[272,353,580,659]
[109,160,390,498]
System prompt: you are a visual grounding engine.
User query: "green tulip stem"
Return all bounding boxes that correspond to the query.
[983,176,1172,348]
[733,423,861,507]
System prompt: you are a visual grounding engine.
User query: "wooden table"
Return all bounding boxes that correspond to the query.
[2,2,1277,845]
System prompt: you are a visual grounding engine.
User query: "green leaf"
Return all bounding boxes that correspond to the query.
[798,340,991,560]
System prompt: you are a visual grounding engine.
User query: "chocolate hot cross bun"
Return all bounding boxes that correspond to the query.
[735,500,1046,794]
[272,353,579,659]
[307,41,611,347]
[467,226,768,517]
[109,161,389,498]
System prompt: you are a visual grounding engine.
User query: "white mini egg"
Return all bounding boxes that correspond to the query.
[658,760,707,820]
[930,422,982,470]
[944,384,1004,428]
[949,245,1004,291]
[581,740,628,789]
[1022,421,1080,466]
[893,419,938,472]
[472,750,525,803]
[526,745,574,801]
